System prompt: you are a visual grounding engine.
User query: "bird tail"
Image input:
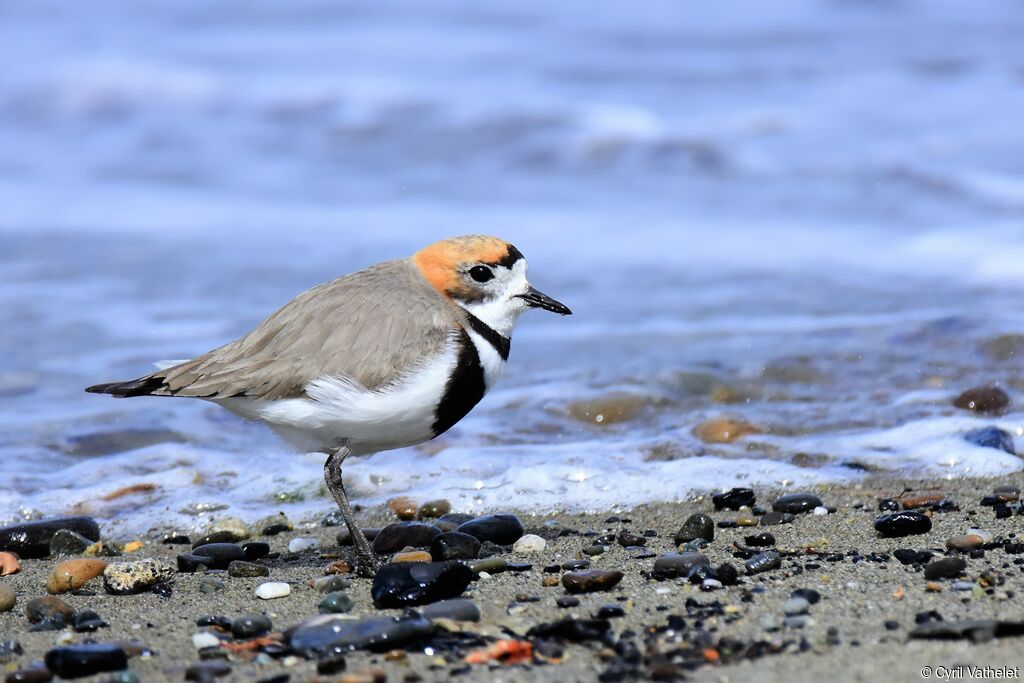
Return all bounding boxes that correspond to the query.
[85,375,167,398]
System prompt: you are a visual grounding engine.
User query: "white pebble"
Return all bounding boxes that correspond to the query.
[512,534,547,554]
[812,506,828,516]
[477,571,492,580]
[288,537,319,553]
[192,632,220,649]
[255,581,291,599]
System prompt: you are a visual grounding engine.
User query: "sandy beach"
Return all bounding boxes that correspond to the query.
[3,473,1023,682]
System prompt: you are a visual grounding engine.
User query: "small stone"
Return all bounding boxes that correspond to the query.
[47,559,108,594]
[0,552,19,577]
[205,517,250,542]
[0,583,15,612]
[674,513,714,544]
[759,512,795,526]
[71,609,108,633]
[993,485,1021,501]
[324,560,353,575]
[192,632,221,649]
[953,386,1011,413]
[878,499,900,512]
[231,614,272,639]
[946,535,984,552]
[783,597,810,615]
[694,417,763,444]
[255,582,291,599]
[313,575,351,594]
[582,544,606,556]
[736,515,759,527]
[371,561,473,608]
[122,540,143,553]
[568,392,649,425]
[468,557,508,574]
[418,598,480,622]
[964,427,1016,454]
[745,551,782,575]
[596,604,626,618]
[760,614,780,631]
[562,569,623,594]
[784,615,809,629]
[456,514,524,545]
[556,596,580,608]
[255,513,292,536]
[952,580,976,591]
[617,531,646,547]
[372,522,441,554]
[103,559,174,595]
[287,537,319,553]
[388,497,418,520]
[430,531,481,561]
[717,563,739,586]
[185,661,231,681]
[652,552,711,579]
[712,488,756,510]
[25,596,74,625]
[314,591,354,615]
[874,511,932,537]
[44,644,127,678]
[791,588,821,604]
[901,494,945,509]
[772,493,823,514]
[417,500,451,519]
[745,532,775,547]
[188,543,245,569]
[287,614,433,656]
[199,577,225,594]
[812,506,828,515]
[228,561,270,578]
[0,517,101,559]
[541,576,560,587]
[241,542,270,561]
[512,534,547,554]
[48,529,93,558]
[4,667,51,683]
[392,550,432,563]
[923,557,967,580]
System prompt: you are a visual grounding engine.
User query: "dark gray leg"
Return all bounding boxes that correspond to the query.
[324,445,380,576]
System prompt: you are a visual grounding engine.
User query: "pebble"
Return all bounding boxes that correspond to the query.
[674,513,714,544]
[946,535,984,552]
[430,531,481,561]
[231,614,272,639]
[372,522,442,554]
[568,392,648,425]
[812,506,829,516]
[874,511,932,537]
[512,534,547,553]
[596,604,626,618]
[694,417,763,444]
[701,578,723,591]
[48,529,93,558]
[4,668,52,683]
[652,552,711,579]
[759,512,795,526]
[760,614,780,631]
[318,592,355,614]
[287,537,319,553]
[46,559,107,594]
[735,515,759,527]
[562,569,623,594]
[953,385,1011,413]
[255,513,292,536]
[745,551,782,575]
[392,550,432,563]
[287,614,433,656]
[456,514,525,545]
[784,615,809,629]
[44,644,127,678]
[417,499,451,519]
[745,532,776,547]
[617,531,646,547]
[582,544,606,556]
[255,582,291,599]
[371,561,473,608]
[313,575,351,594]
[418,598,480,622]
[923,557,967,580]
[190,531,242,548]
[0,583,15,612]
[791,588,821,604]
[71,609,108,633]
[772,493,823,514]
[206,517,250,542]
[25,596,74,625]
[188,543,245,569]
[784,597,810,615]
[199,577,225,594]
[878,498,900,511]
[0,517,100,559]
[712,488,756,510]
[0,552,19,577]
[964,427,1016,455]
[468,558,508,574]
[228,561,270,578]
[103,559,174,595]
[717,563,739,586]
[387,496,418,520]
[185,661,232,681]
[241,542,270,561]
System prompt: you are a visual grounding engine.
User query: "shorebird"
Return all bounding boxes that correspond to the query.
[86,235,571,572]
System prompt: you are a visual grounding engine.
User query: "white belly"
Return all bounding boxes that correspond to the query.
[217,343,460,455]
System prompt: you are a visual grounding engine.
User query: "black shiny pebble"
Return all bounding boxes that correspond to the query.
[527,617,611,642]
[151,582,173,599]
[596,605,625,619]
[456,514,525,545]
[162,533,191,545]
[261,524,291,537]
[506,562,532,572]
[71,610,108,633]
[371,561,473,608]
[561,560,590,571]
[372,522,442,554]
[878,498,900,512]
[745,551,782,575]
[617,531,646,547]
[716,563,739,586]
[44,644,127,678]
[790,588,821,604]
[197,615,233,629]
[556,596,580,608]
[177,554,215,573]
[0,516,101,559]
[744,532,776,547]
[717,520,738,529]
[772,493,823,514]
[924,557,966,580]
[191,531,240,548]
[543,564,561,574]
[317,651,347,675]
[915,610,944,624]
[674,513,715,545]
[1005,543,1024,554]
[257,676,291,683]
[241,542,270,561]
[185,661,232,681]
[430,531,481,562]
[884,620,900,631]
[893,548,933,565]
[874,511,932,537]
[686,564,715,584]
[232,614,273,639]
[712,488,756,511]
[995,505,1012,519]
[189,543,245,569]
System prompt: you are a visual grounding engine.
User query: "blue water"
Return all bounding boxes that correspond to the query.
[2,0,1023,535]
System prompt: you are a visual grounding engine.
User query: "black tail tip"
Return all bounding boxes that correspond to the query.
[85,376,165,398]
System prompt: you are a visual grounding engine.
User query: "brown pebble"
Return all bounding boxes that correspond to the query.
[953,386,1011,413]
[925,582,943,593]
[0,552,20,577]
[568,393,648,426]
[541,576,560,587]
[324,560,353,575]
[562,569,624,594]
[946,534,984,552]
[392,551,432,563]
[0,582,15,612]
[694,417,763,444]
[46,558,108,594]
[387,496,418,521]
[25,595,74,624]
[339,670,387,683]
[735,515,759,527]
[417,499,452,519]
[901,494,945,509]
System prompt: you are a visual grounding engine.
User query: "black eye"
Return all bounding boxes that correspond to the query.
[469,265,494,283]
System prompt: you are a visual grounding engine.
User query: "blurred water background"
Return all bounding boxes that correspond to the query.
[2,0,1024,534]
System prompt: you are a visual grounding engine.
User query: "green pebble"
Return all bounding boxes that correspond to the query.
[318,591,355,614]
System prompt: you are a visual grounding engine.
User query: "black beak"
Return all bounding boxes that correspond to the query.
[517,286,572,315]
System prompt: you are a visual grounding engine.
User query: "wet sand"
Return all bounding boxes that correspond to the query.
[2,474,1024,682]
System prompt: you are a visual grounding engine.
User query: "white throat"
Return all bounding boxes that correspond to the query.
[458,260,530,337]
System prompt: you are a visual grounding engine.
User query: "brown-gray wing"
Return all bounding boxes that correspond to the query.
[142,259,455,400]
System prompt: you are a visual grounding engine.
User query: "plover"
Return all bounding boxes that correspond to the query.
[86,235,571,571]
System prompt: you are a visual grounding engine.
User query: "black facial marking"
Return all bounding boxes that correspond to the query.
[487,244,523,269]
[464,312,511,361]
[432,329,487,437]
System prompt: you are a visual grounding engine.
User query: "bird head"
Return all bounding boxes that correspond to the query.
[413,235,571,336]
